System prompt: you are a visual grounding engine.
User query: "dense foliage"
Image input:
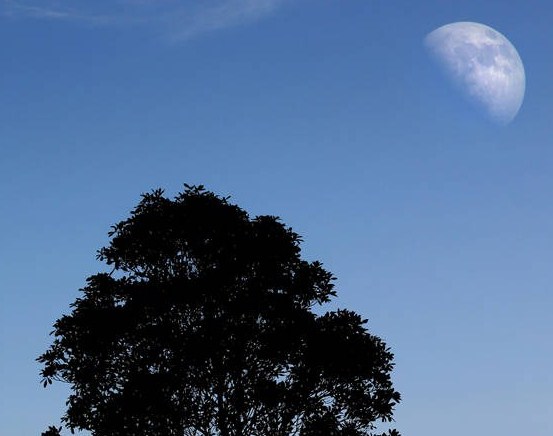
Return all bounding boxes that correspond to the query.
[39,185,400,435]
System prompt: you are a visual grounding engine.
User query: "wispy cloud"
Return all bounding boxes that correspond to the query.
[1,0,116,25]
[170,0,285,41]
[1,0,288,40]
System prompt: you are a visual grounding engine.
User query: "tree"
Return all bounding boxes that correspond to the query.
[38,185,401,436]
[41,426,62,436]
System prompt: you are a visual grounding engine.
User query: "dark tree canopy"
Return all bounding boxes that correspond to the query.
[39,185,400,436]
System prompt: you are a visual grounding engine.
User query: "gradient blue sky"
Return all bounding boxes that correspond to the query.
[1,0,552,434]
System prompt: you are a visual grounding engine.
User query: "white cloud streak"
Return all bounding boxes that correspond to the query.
[171,0,284,40]
[1,0,287,40]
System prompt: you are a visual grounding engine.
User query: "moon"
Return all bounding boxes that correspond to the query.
[425,22,525,124]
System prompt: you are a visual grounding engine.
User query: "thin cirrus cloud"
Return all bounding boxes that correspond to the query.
[1,0,288,40]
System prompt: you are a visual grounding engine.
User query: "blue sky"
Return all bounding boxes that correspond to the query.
[1,0,552,434]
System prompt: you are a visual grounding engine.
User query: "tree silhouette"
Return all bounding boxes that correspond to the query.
[41,426,61,436]
[38,185,400,435]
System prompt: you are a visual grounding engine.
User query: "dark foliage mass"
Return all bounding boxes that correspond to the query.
[41,425,62,436]
[38,185,400,435]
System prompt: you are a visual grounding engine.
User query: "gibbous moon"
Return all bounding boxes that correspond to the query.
[425,22,525,124]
